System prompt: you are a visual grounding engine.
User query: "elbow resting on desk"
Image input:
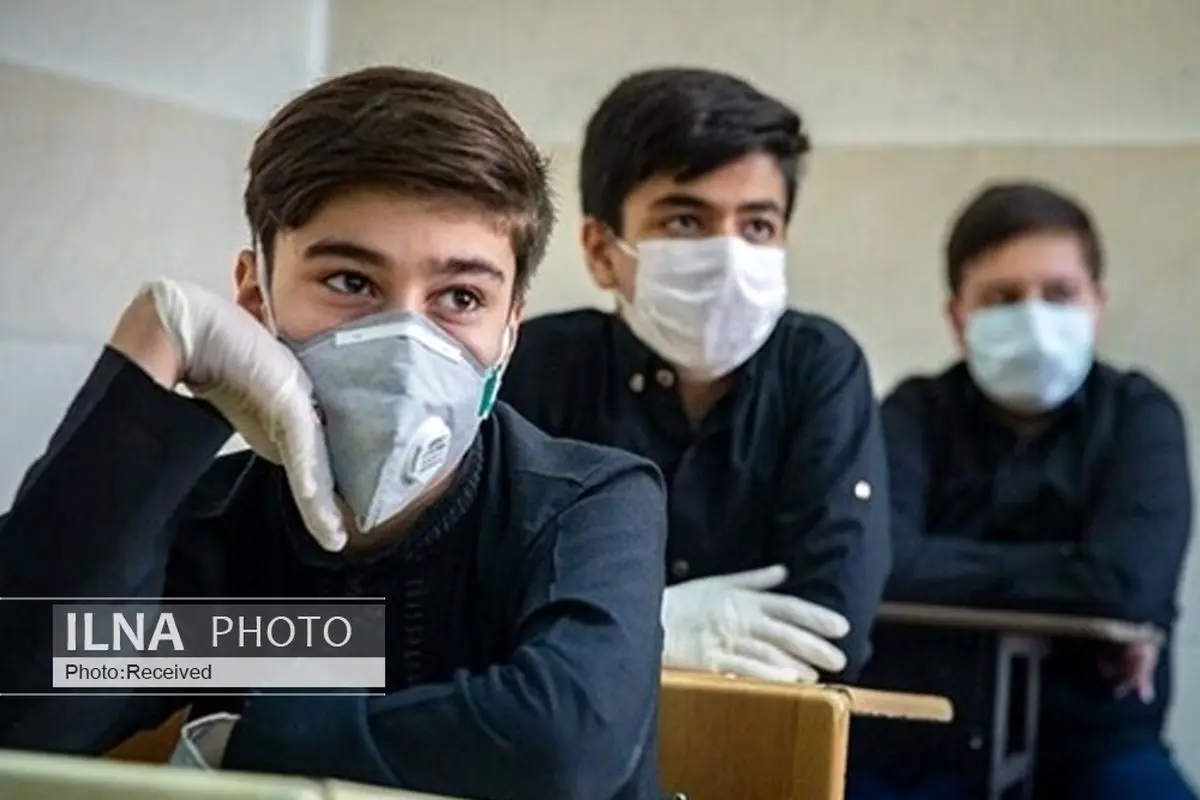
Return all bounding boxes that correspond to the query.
[886,536,1173,625]
[1068,545,1167,623]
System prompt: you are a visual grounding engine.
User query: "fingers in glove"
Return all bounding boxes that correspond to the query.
[717,564,789,591]
[290,482,347,552]
[707,650,817,684]
[750,615,848,674]
[276,400,347,552]
[731,638,820,683]
[757,593,851,639]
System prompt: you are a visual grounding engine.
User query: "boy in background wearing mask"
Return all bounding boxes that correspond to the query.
[847,182,1195,800]
[501,68,890,684]
[0,67,669,800]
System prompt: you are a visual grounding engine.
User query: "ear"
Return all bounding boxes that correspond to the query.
[1091,281,1108,339]
[581,217,619,291]
[503,297,525,360]
[233,249,269,326]
[944,294,968,353]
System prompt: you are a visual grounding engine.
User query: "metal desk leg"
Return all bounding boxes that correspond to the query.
[985,633,1045,800]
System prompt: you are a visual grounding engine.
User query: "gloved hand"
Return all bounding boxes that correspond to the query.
[662,564,849,683]
[145,278,346,551]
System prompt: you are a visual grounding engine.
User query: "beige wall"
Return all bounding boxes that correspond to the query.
[332,0,1200,144]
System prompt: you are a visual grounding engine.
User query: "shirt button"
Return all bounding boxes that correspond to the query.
[671,560,691,579]
[969,734,983,751]
[629,373,645,393]
[854,480,872,500]
[656,368,676,389]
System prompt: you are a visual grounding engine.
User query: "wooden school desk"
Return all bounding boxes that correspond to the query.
[876,602,1165,800]
[658,669,953,800]
[0,746,460,800]
[104,677,949,800]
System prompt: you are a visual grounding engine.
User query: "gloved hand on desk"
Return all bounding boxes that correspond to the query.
[661,564,849,683]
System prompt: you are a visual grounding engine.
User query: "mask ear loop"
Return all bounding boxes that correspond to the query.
[478,323,516,418]
[613,237,638,260]
[497,324,514,367]
[607,231,639,314]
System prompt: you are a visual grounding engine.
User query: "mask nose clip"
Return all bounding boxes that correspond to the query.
[403,416,452,484]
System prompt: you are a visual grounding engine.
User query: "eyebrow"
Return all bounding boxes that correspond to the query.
[427,256,507,285]
[303,238,389,268]
[650,193,784,216]
[303,238,506,284]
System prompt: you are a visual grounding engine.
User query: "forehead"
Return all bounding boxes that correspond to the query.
[623,152,787,215]
[960,232,1093,291]
[275,187,516,277]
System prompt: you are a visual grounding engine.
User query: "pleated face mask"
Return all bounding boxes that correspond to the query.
[965,299,1095,413]
[285,310,508,533]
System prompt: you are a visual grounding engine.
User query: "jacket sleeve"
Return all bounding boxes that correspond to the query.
[0,347,231,753]
[884,376,1192,625]
[222,462,668,800]
[765,325,891,680]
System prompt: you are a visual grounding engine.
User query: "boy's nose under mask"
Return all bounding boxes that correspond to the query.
[284,310,506,533]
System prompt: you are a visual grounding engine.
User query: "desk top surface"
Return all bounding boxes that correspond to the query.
[878,602,1165,645]
[0,748,460,800]
[661,670,954,722]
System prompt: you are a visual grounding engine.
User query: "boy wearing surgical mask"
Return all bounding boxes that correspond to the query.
[501,68,891,683]
[0,67,668,800]
[847,182,1195,800]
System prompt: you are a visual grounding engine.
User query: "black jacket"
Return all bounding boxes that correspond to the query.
[501,309,891,679]
[857,361,1192,772]
[0,348,669,800]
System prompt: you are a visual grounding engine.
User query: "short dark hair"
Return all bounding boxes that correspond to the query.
[945,181,1103,293]
[244,66,555,296]
[579,67,810,234]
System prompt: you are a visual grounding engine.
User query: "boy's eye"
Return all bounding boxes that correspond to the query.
[742,218,777,242]
[323,272,375,296]
[663,214,704,236]
[435,287,482,313]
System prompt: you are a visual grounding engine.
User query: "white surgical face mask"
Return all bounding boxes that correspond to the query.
[285,311,509,533]
[965,300,1095,414]
[617,236,788,380]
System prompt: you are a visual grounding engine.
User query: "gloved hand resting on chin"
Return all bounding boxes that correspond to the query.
[661,564,849,683]
[109,278,346,551]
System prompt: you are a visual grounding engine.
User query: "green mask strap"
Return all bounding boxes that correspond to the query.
[477,324,514,418]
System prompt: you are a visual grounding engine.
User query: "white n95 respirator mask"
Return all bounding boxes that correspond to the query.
[285,311,508,533]
[965,299,1095,414]
[618,236,788,380]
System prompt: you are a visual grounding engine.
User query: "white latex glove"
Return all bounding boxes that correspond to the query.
[168,712,240,770]
[146,278,347,551]
[662,564,850,683]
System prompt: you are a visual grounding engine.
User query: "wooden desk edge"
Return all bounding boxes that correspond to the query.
[661,670,953,722]
[878,602,1165,645]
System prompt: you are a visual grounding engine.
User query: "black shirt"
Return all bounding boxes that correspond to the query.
[0,348,668,800]
[500,308,891,677]
[859,360,1192,770]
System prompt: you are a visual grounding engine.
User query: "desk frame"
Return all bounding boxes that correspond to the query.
[876,603,1162,800]
[978,632,1043,800]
